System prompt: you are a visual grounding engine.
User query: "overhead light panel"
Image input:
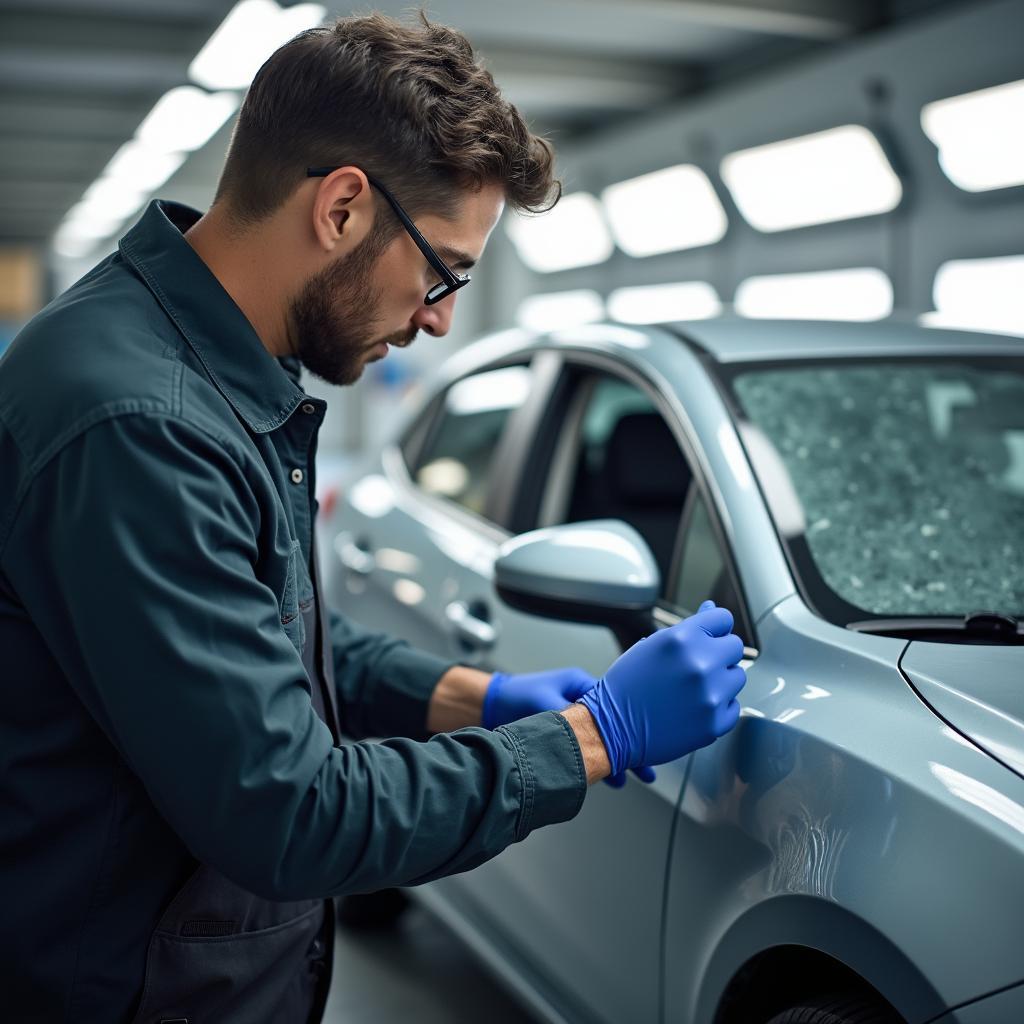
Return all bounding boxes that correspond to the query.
[516,290,604,331]
[920,255,1024,337]
[137,87,240,154]
[102,141,188,194]
[505,193,614,273]
[921,79,1024,192]
[720,125,902,232]
[602,165,727,256]
[736,268,893,321]
[79,177,150,224]
[189,0,326,91]
[608,282,721,324]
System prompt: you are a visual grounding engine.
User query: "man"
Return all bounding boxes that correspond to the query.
[0,13,746,1023]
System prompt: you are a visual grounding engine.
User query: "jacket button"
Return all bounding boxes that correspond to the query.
[301,402,316,415]
[291,468,304,484]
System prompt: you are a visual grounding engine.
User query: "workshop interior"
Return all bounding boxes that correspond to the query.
[1,1,1022,1023]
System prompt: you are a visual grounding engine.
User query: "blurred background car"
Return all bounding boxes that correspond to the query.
[323,318,1024,1024]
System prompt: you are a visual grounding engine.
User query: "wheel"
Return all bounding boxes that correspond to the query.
[765,992,901,1024]
[335,887,411,930]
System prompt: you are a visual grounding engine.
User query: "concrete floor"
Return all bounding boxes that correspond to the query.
[323,899,539,1023]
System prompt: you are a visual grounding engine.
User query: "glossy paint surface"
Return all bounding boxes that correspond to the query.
[902,642,1024,779]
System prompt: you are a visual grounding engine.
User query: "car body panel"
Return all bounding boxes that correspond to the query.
[670,318,1024,365]
[666,596,1024,1024]
[901,642,1024,781]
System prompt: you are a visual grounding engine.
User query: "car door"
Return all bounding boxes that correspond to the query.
[426,354,753,1024]
[328,345,753,1023]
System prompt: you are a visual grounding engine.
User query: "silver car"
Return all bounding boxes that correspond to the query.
[324,319,1024,1024]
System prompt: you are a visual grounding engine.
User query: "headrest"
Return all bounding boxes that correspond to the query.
[605,412,690,504]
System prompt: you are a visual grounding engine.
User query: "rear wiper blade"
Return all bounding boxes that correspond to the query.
[848,611,1023,644]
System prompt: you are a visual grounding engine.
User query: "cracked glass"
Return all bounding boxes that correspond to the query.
[731,359,1024,621]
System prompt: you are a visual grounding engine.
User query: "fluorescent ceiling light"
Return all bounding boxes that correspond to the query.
[137,87,240,154]
[720,125,902,232]
[102,141,188,193]
[505,193,614,273]
[921,79,1024,192]
[602,165,727,256]
[516,290,604,331]
[190,0,326,91]
[735,268,893,321]
[63,200,127,237]
[607,281,721,324]
[919,255,1024,337]
[80,177,149,223]
[53,223,104,260]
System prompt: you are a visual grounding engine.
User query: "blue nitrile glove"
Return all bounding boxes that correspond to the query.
[482,667,595,729]
[577,600,746,777]
[483,668,656,788]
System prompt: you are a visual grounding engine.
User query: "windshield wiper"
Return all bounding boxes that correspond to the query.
[848,611,1023,645]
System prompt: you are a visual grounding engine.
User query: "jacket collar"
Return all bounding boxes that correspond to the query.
[119,199,304,434]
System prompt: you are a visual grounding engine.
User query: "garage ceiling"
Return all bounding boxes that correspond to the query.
[0,0,962,251]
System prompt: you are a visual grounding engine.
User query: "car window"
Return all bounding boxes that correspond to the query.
[671,490,742,615]
[543,374,693,589]
[730,357,1024,622]
[412,364,532,519]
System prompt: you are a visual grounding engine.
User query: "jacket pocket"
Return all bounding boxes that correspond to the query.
[130,866,330,1024]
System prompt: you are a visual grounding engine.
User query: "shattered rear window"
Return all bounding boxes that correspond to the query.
[731,359,1024,621]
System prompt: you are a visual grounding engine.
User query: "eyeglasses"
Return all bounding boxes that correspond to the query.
[306,167,471,306]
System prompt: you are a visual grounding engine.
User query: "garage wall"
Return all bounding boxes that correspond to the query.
[486,0,1024,326]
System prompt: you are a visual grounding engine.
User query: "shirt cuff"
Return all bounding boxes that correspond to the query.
[497,711,587,841]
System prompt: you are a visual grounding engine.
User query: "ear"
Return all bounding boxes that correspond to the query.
[310,167,373,253]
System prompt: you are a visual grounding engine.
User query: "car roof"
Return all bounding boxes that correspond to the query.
[661,317,1024,363]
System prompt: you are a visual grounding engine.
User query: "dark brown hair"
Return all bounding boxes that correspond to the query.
[215,12,560,228]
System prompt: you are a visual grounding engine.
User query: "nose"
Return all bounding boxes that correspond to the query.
[411,292,456,337]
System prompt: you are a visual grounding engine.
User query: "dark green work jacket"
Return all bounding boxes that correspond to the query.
[0,200,586,1023]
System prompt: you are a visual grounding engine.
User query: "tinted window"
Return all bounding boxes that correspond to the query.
[414,365,531,518]
[550,376,692,588]
[673,492,740,614]
[731,359,1024,621]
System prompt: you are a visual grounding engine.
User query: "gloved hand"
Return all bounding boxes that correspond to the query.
[577,600,746,777]
[483,667,656,788]
[483,667,594,729]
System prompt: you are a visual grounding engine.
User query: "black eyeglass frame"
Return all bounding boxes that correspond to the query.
[306,166,471,306]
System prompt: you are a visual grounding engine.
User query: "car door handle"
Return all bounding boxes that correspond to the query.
[334,533,376,576]
[444,601,497,649]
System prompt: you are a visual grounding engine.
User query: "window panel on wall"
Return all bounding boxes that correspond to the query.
[921,79,1024,193]
[920,255,1024,337]
[607,282,722,324]
[602,165,727,256]
[720,125,902,232]
[516,290,604,332]
[504,192,614,273]
[735,268,893,321]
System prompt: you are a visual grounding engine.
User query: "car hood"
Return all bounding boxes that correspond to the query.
[902,642,1024,779]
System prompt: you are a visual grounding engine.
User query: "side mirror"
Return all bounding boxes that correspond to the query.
[493,520,661,648]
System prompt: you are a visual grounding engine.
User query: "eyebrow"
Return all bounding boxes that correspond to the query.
[436,245,477,271]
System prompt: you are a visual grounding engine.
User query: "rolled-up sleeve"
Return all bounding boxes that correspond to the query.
[3,412,586,900]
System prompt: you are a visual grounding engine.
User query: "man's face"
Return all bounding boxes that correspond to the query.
[290,183,503,386]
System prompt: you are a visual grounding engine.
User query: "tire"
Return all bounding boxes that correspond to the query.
[335,887,411,930]
[765,992,901,1024]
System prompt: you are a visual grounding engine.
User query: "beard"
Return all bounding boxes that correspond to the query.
[289,221,417,386]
